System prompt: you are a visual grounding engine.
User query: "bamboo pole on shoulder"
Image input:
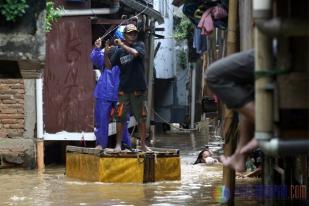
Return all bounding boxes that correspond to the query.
[222,0,238,205]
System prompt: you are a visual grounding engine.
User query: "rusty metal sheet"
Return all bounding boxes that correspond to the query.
[44,16,94,133]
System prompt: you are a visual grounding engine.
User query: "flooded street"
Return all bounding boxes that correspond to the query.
[0,132,260,206]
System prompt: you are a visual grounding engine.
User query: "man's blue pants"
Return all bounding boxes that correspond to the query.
[94,99,131,148]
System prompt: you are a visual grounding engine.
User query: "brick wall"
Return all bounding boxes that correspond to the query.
[0,80,25,138]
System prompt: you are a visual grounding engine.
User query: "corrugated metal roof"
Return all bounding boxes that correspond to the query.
[120,0,164,24]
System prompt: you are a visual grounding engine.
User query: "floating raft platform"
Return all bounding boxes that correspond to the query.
[66,146,181,183]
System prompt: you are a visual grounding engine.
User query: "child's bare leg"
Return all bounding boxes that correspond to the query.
[238,101,255,123]
[240,138,258,154]
[239,101,258,154]
[115,122,124,151]
[220,110,255,172]
[139,121,151,152]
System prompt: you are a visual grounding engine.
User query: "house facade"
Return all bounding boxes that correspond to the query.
[0,0,163,168]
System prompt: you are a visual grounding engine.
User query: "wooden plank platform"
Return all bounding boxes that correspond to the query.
[66,146,181,183]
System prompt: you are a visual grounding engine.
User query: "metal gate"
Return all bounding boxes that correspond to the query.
[43,16,95,140]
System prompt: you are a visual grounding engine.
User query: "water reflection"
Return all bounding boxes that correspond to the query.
[0,132,260,206]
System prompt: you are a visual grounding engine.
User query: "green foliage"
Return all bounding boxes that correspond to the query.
[178,50,187,70]
[173,16,194,41]
[0,0,63,32]
[45,1,63,32]
[0,0,29,22]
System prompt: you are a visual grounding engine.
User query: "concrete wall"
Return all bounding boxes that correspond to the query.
[152,1,191,125]
[153,0,176,79]
[23,80,36,139]
[0,79,35,169]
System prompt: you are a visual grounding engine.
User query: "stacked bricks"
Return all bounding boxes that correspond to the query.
[0,80,25,138]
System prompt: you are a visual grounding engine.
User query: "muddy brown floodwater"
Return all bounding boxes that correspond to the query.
[0,132,261,206]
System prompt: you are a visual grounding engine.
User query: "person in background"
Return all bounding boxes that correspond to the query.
[194,148,220,165]
[104,24,150,152]
[90,34,131,150]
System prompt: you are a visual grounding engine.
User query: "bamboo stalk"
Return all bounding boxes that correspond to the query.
[255,11,274,206]
[254,1,274,206]
[222,0,239,205]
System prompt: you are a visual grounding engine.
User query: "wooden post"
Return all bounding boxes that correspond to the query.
[36,139,45,171]
[201,52,210,97]
[201,53,206,98]
[146,20,155,141]
[222,110,238,205]
[226,0,238,55]
[190,63,197,129]
[35,78,44,171]
[239,0,253,50]
[223,0,238,205]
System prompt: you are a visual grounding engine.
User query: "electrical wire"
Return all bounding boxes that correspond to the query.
[96,1,199,133]
[99,1,151,40]
[151,109,198,131]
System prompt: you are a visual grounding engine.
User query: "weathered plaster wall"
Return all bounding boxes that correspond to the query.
[0,0,46,78]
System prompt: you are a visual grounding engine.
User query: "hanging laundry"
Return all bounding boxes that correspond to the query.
[182,0,228,26]
[197,6,228,36]
[193,27,208,54]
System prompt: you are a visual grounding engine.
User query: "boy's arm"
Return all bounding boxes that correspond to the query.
[114,39,142,58]
[90,49,103,68]
[90,38,104,68]
[132,41,145,59]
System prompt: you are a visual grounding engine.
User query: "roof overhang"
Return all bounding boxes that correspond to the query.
[172,0,185,7]
[120,0,164,24]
